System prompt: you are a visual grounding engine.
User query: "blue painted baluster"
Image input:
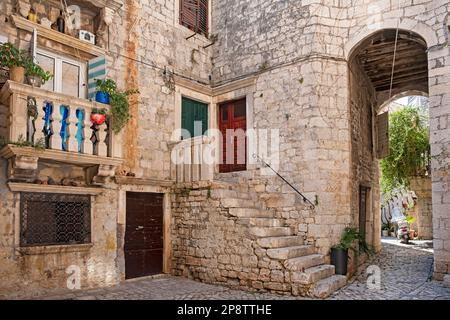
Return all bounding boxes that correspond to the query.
[60,105,69,151]
[75,109,84,153]
[43,102,53,149]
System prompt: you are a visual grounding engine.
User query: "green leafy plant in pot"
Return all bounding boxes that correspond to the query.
[95,79,139,133]
[0,42,27,83]
[331,227,374,275]
[95,79,117,104]
[382,222,391,237]
[23,57,53,87]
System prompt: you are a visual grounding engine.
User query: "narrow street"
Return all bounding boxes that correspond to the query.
[40,240,450,300]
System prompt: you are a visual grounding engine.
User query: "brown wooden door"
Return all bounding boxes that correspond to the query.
[219,98,247,173]
[125,192,164,279]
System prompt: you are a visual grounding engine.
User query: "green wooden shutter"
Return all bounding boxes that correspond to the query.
[181,97,208,138]
[181,98,194,139]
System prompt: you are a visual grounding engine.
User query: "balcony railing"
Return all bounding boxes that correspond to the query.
[0,80,121,158]
[169,136,214,183]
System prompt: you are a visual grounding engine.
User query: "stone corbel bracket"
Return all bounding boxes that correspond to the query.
[91,163,117,186]
[6,153,39,183]
[0,145,123,187]
[96,7,115,49]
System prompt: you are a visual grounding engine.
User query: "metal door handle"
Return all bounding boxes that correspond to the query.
[136,226,144,231]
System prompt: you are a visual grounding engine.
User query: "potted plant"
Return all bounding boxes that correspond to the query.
[382,223,390,237]
[95,78,139,133]
[95,79,117,104]
[331,227,374,275]
[90,108,107,125]
[0,42,26,83]
[23,57,53,87]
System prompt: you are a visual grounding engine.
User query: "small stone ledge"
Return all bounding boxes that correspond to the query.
[115,176,174,188]
[8,182,104,195]
[17,243,93,256]
[10,15,105,57]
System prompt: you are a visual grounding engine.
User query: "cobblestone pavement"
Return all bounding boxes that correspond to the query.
[40,240,450,300]
[330,239,450,300]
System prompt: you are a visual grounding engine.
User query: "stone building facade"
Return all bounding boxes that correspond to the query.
[0,0,448,299]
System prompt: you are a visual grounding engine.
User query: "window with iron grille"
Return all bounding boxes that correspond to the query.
[180,0,208,37]
[20,193,91,247]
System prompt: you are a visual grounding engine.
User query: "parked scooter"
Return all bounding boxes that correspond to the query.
[396,219,410,244]
[390,202,410,244]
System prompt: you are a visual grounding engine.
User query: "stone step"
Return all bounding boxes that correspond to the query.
[221,198,257,208]
[248,218,285,227]
[229,208,273,218]
[257,236,304,249]
[266,245,314,260]
[283,254,325,271]
[210,189,251,200]
[291,265,335,285]
[249,227,292,237]
[312,275,347,299]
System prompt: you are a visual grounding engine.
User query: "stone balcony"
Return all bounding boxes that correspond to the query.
[0,81,123,186]
[168,136,215,183]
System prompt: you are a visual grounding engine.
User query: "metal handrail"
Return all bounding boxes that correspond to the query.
[253,154,316,209]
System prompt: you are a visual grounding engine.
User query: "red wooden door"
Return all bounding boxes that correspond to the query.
[125,192,164,279]
[219,98,247,173]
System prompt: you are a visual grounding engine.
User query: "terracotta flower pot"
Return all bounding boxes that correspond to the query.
[91,113,106,125]
[10,66,25,83]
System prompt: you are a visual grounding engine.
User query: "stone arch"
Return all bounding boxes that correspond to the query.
[344,18,439,60]
[377,90,428,114]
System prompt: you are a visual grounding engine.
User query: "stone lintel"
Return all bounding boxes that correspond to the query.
[114,176,175,188]
[8,182,104,195]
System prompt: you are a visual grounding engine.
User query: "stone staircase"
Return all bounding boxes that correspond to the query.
[210,177,347,298]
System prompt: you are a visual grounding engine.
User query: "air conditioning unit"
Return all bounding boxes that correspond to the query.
[79,30,95,44]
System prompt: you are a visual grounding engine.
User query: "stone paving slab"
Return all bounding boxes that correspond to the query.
[35,241,450,300]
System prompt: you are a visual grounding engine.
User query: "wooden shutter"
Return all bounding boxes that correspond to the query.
[198,0,208,36]
[180,0,208,36]
[182,98,194,139]
[376,112,389,159]
[181,97,208,138]
[87,56,106,99]
[195,101,208,136]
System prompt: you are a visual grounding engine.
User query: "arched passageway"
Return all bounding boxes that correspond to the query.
[346,29,432,271]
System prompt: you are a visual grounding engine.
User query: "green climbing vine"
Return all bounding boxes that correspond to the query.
[380,105,430,199]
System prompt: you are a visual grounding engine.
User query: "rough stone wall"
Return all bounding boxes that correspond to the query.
[0,164,121,298]
[171,181,313,295]
[251,59,352,256]
[0,0,116,298]
[211,0,449,278]
[171,187,260,289]
[348,57,380,252]
[0,0,213,297]
[106,0,213,179]
[410,177,433,240]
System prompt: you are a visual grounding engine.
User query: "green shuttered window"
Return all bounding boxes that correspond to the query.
[181,97,208,138]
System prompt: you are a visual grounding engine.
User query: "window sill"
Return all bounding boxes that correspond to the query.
[175,23,212,47]
[10,15,105,57]
[17,243,93,255]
